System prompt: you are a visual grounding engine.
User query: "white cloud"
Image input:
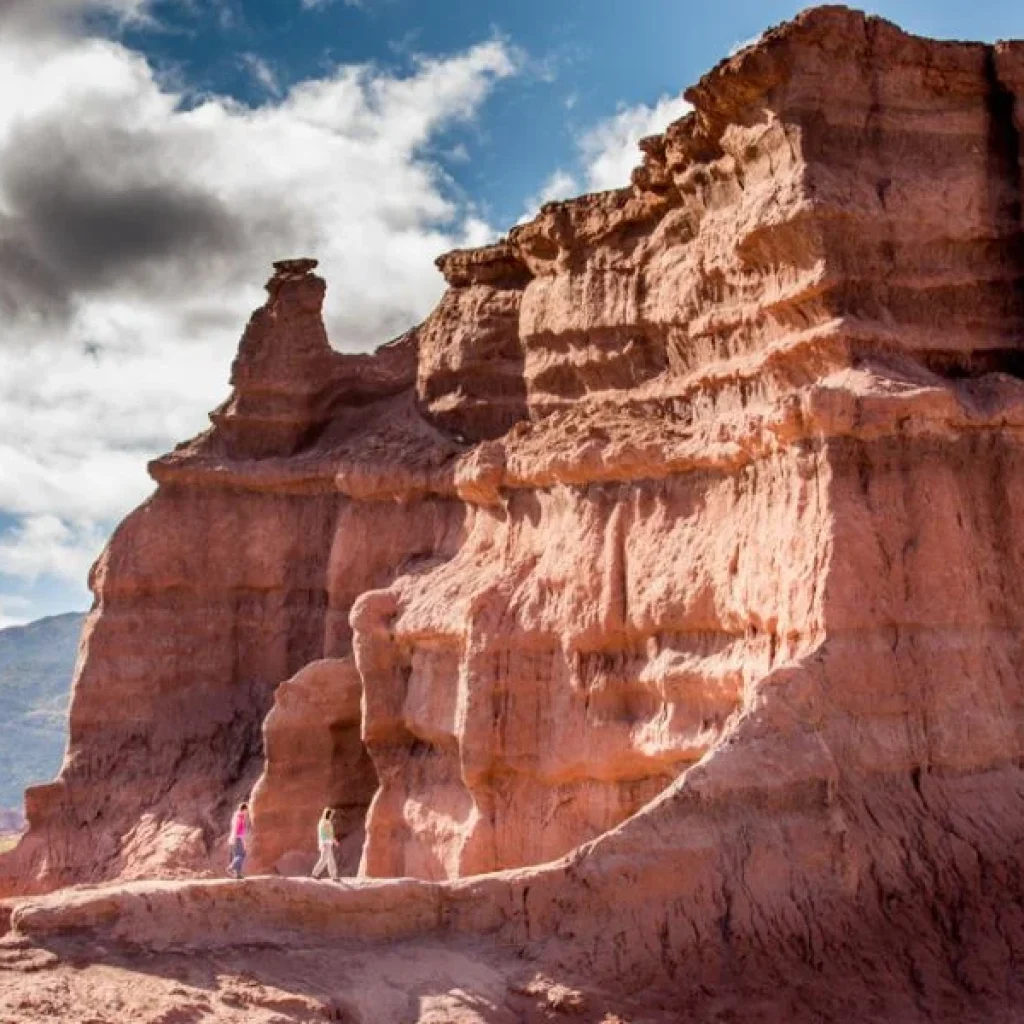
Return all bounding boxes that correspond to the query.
[0,516,105,586]
[578,93,691,192]
[0,17,517,619]
[521,93,691,220]
[240,53,281,97]
[729,34,764,57]
[519,169,579,221]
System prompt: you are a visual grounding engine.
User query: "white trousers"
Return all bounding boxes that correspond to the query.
[312,841,338,880]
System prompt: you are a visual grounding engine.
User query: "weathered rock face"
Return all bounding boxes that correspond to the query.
[355,454,827,878]
[4,6,1024,1021]
[247,658,375,876]
[418,243,531,441]
[0,260,464,892]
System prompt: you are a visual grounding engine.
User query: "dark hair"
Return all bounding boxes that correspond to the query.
[323,807,333,819]
[239,802,249,811]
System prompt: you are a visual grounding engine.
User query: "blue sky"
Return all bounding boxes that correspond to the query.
[1,0,1023,627]
[117,0,1024,228]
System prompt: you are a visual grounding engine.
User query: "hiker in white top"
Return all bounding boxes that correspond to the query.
[311,807,340,881]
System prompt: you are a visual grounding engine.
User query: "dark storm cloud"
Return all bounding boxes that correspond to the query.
[4,164,243,290]
[0,0,147,38]
[0,115,247,323]
[0,231,71,321]
[0,0,94,37]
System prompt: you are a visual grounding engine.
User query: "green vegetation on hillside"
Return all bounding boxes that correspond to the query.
[0,612,86,811]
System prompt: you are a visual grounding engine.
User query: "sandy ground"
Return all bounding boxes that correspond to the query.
[0,929,651,1024]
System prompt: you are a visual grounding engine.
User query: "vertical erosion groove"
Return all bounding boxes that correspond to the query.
[985,47,1024,346]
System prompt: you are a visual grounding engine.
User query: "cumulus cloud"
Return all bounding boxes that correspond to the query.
[579,94,692,191]
[520,169,579,223]
[0,16,517,618]
[521,93,691,219]
[0,516,104,586]
[0,35,516,339]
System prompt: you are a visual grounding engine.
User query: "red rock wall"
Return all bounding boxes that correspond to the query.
[11,483,341,890]
[0,262,465,893]
[355,447,830,878]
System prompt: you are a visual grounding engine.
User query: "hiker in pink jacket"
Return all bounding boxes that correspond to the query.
[228,802,250,879]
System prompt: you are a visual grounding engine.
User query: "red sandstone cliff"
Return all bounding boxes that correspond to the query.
[3,7,1024,1021]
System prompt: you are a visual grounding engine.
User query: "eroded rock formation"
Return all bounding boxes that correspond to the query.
[4,6,1024,1021]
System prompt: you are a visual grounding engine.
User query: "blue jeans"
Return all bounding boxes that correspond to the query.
[229,837,246,877]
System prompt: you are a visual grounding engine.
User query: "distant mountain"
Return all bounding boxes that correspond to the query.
[0,612,86,813]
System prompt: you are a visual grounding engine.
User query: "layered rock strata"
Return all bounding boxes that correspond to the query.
[3,6,1024,1019]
